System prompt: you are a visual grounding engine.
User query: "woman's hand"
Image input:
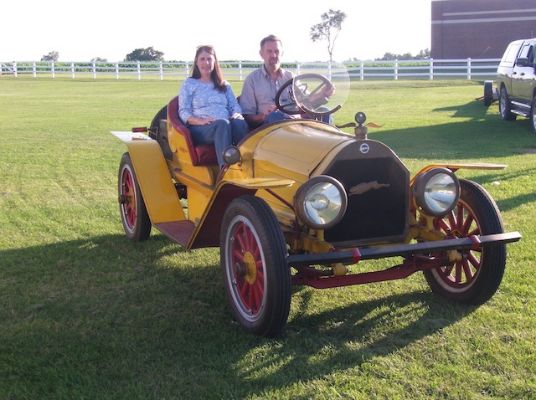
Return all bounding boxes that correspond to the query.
[188,116,215,125]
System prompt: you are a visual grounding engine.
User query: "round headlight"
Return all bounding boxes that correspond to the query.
[222,146,241,165]
[414,168,460,216]
[294,176,348,229]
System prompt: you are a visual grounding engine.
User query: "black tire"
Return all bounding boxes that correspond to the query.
[220,195,291,337]
[531,97,536,134]
[499,86,517,121]
[118,152,151,241]
[483,81,493,107]
[424,179,506,305]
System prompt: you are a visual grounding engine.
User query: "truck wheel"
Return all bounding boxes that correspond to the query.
[531,97,536,134]
[499,86,517,121]
[424,180,506,305]
[483,81,493,107]
[220,196,291,337]
[118,152,151,241]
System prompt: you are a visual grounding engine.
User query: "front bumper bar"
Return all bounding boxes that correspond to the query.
[287,231,522,267]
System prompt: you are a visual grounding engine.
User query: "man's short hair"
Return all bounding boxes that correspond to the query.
[260,34,282,49]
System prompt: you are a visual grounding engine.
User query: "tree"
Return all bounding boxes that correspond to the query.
[91,57,108,63]
[310,9,346,63]
[124,47,164,62]
[376,49,430,61]
[41,51,59,62]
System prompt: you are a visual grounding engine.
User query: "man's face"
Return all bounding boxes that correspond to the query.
[260,40,282,69]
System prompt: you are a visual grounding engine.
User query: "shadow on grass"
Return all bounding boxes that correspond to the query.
[0,234,475,399]
[369,100,536,160]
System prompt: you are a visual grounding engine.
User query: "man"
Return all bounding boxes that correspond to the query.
[240,34,334,128]
[239,34,295,128]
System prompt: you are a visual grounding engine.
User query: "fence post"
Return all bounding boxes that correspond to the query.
[238,60,242,81]
[296,62,301,75]
[136,61,140,80]
[360,61,364,81]
[93,61,97,80]
[185,62,189,78]
[159,61,164,80]
[115,63,119,80]
[429,58,434,80]
[71,62,75,79]
[13,62,17,78]
[51,62,55,79]
[467,58,471,80]
[33,62,37,78]
[395,59,399,80]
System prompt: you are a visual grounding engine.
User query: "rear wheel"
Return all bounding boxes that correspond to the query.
[499,86,516,121]
[220,196,291,337]
[483,81,493,107]
[118,152,151,241]
[424,180,506,305]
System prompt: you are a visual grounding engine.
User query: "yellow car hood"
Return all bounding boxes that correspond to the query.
[253,123,352,177]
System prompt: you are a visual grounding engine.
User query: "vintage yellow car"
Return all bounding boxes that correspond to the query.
[112,73,521,337]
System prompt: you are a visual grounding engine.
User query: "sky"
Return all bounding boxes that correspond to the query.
[2,0,432,62]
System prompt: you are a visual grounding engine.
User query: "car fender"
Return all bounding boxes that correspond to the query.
[111,131,185,223]
[188,178,294,249]
[411,163,506,185]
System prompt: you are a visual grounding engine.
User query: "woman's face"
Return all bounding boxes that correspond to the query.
[196,50,215,76]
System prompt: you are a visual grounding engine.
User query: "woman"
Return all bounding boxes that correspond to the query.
[179,45,248,168]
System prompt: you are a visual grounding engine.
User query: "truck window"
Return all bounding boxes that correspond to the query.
[501,43,522,65]
[518,44,533,62]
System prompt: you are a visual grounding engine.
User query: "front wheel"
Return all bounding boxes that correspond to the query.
[499,86,516,121]
[530,97,536,134]
[118,152,151,241]
[220,196,291,337]
[424,179,506,305]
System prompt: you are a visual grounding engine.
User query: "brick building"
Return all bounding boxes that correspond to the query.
[431,0,536,59]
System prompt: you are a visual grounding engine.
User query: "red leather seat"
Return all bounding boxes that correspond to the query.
[167,96,218,166]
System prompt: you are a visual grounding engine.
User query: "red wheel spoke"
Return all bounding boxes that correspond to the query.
[467,252,481,269]
[468,227,480,236]
[245,229,256,251]
[235,229,247,250]
[462,259,473,282]
[437,218,451,234]
[239,280,248,299]
[447,210,457,231]
[232,248,243,262]
[456,205,464,230]
[461,214,474,235]
[252,284,262,312]
[455,262,462,283]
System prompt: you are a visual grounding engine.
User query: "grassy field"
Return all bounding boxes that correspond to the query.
[0,77,535,399]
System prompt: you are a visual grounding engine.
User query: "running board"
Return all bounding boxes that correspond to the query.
[511,109,530,117]
[511,101,530,109]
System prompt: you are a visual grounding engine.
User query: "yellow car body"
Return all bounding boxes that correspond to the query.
[113,74,521,337]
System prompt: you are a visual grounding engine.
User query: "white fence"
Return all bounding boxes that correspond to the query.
[0,58,500,81]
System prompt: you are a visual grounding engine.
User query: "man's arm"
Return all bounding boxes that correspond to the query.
[239,75,268,127]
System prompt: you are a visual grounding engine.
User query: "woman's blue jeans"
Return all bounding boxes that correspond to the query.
[188,118,248,167]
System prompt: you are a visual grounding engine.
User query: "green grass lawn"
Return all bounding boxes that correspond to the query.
[1,77,535,399]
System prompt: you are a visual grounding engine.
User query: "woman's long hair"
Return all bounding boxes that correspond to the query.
[191,45,226,92]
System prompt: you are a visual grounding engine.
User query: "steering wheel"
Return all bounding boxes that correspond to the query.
[274,78,303,115]
[275,73,339,116]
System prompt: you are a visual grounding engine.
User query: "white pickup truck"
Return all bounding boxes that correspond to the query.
[495,38,536,133]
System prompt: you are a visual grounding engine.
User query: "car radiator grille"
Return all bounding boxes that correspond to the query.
[322,141,409,247]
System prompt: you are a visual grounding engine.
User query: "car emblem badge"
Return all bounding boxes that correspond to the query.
[359,143,370,154]
[349,181,391,196]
